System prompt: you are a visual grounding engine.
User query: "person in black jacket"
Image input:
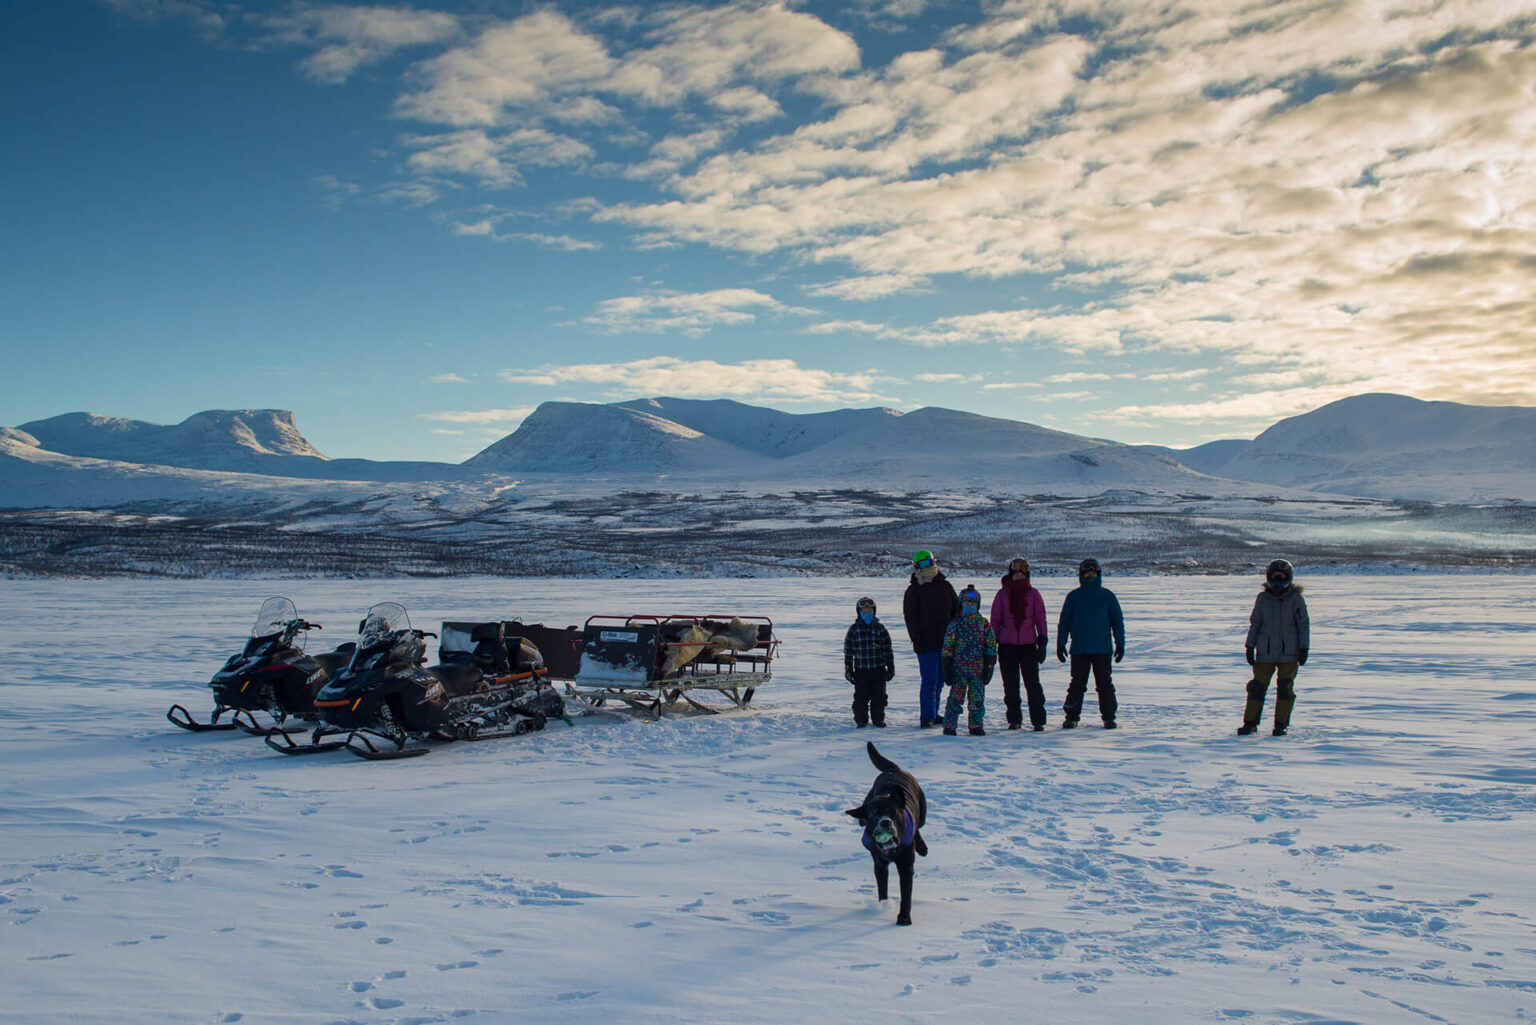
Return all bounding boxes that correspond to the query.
[902,549,960,729]
[844,596,896,727]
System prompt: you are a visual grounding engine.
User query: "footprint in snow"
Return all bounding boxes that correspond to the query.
[436,961,478,971]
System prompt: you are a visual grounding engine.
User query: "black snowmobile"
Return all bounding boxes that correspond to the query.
[266,602,567,760]
[167,597,354,735]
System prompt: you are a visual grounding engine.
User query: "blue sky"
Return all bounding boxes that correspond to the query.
[4,1,1534,462]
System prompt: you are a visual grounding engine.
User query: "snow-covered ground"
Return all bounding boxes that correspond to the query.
[3,575,1534,1025]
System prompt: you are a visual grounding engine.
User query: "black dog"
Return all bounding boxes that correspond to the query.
[846,741,928,926]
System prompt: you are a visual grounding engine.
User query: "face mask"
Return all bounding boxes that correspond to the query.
[962,602,979,615]
[860,610,874,624]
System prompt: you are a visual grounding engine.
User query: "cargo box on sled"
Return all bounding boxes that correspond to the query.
[564,614,778,719]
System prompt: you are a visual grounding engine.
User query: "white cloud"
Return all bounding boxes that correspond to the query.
[803,273,930,300]
[418,407,535,424]
[395,3,857,130]
[426,373,468,384]
[579,288,813,335]
[260,4,461,83]
[914,372,980,383]
[404,127,593,186]
[101,0,224,37]
[497,356,897,404]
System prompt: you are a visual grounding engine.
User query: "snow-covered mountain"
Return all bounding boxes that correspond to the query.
[5,393,1536,519]
[467,398,1214,489]
[14,409,473,483]
[20,410,326,470]
[1179,394,1536,501]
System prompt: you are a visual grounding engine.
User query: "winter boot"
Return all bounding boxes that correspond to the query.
[1008,722,1021,730]
[942,726,957,736]
[1061,718,1078,729]
[920,719,934,729]
[969,726,986,736]
[1237,723,1258,735]
[1032,724,1044,732]
[1102,720,1117,730]
[1272,725,1288,737]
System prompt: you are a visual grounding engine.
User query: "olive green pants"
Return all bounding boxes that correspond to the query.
[1244,661,1298,729]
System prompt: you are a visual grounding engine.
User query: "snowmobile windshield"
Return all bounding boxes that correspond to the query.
[252,597,300,641]
[358,602,411,649]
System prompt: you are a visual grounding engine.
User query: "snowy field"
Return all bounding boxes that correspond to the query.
[3,575,1534,1025]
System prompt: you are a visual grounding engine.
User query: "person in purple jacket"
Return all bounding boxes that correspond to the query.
[990,557,1049,731]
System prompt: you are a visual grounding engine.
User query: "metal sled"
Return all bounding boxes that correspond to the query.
[561,614,777,720]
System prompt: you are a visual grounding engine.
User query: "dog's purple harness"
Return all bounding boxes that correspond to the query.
[862,810,915,855]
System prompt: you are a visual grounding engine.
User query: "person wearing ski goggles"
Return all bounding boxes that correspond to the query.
[902,549,961,729]
[1239,559,1311,737]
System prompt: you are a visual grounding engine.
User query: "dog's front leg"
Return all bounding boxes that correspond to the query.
[873,855,890,901]
[895,852,915,926]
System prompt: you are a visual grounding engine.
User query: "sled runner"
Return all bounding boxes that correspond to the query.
[562,614,777,720]
[267,605,569,760]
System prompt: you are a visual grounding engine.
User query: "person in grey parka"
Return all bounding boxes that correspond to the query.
[1240,558,1311,736]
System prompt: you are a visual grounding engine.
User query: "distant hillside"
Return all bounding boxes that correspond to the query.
[14,409,471,483]
[1188,394,1536,501]
[20,410,327,472]
[466,398,1219,490]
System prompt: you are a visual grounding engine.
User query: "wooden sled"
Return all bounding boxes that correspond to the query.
[562,614,778,720]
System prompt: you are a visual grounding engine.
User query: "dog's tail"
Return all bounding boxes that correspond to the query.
[867,741,900,774]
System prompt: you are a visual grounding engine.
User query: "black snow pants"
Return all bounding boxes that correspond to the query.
[997,643,1046,728]
[1064,653,1117,725]
[851,669,889,727]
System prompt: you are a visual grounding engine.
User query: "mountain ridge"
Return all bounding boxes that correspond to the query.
[6,392,1535,502]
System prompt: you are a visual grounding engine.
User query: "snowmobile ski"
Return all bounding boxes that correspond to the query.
[264,726,349,755]
[166,704,241,732]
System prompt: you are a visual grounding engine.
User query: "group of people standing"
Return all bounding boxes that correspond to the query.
[843,551,1311,737]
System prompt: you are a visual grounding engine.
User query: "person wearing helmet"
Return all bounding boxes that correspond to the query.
[1056,557,1126,729]
[1240,559,1311,736]
[844,596,896,728]
[991,557,1050,730]
[903,549,961,728]
[940,584,998,735]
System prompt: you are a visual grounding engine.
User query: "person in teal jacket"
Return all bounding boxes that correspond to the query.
[1056,557,1125,729]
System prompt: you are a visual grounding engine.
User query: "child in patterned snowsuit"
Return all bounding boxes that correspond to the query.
[941,585,998,736]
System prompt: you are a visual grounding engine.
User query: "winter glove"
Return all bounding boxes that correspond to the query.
[1056,646,1067,663]
[942,656,955,683]
[1245,646,1256,667]
[1035,639,1048,665]
[983,658,996,685]
[883,664,895,682]
[844,665,854,684]
[1113,645,1124,664]
[1297,648,1309,666]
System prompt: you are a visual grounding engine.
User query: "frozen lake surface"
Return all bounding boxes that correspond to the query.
[3,575,1534,1025]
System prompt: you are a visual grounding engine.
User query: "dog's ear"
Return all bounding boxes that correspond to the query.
[845,806,867,821]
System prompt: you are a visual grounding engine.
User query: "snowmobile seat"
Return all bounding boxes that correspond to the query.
[314,648,353,674]
[470,622,512,675]
[427,662,487,698]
